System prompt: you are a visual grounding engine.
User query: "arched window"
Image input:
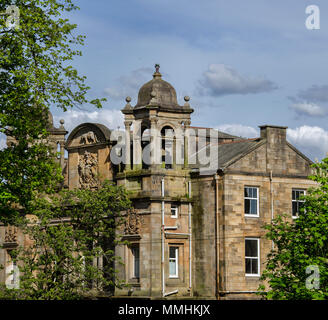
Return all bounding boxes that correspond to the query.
[142,127,150,169]
[161,126,175,169]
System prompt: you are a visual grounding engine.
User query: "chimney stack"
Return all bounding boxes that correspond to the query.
[259,125,287,145]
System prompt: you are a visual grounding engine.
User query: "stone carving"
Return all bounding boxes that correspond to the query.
[124,210,143,235]
[80,131,98,145]
[4,226,17,243]
[78,151,98,189]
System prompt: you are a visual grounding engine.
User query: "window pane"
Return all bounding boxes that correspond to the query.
[250,199,257,214]
[169,247,176,258]
[245,258,251,274]
[294,190,305,200]
[171,206,177,217]
[252,188,257,198]
[245,187,257,198]
[169,260,176,276]
[245,240,258,257]
[245,199,257,215]
[251,259,258,274]
[246,258,259,275]
[292,201,298,216]
[245,199,250,214]
[132,247,140,278]
[135,257,140,278]
[133,247,139,259]
[169,247,178,277]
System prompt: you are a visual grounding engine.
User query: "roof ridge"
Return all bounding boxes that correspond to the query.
[218,137,260,145]
[192,137,259,149]
[188,126,213,129]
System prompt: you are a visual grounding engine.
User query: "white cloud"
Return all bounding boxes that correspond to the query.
[104,67,153,102]
[290,102,327,117]
[216,123,258,138]
[197,64,277,97]
[53,109,124,134]
[287,126,328,160]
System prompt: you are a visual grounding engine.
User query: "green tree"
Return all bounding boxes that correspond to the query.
[0,0,105,223]
[259,158,328,300]
[0,180,131,300]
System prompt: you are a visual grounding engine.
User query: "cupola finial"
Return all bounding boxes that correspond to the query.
[153,64,162,79]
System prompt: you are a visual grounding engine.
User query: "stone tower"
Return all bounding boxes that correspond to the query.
[121,64,194,171]
[115,65,195,297]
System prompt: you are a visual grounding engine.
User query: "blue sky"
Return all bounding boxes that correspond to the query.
[47,0,328,161]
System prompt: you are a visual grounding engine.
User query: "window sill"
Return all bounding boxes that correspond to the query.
[244,214,259,218]
[128,278,140,284]
[245,274,260,278]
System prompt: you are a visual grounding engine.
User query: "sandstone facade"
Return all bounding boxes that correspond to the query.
[0,67,317,299]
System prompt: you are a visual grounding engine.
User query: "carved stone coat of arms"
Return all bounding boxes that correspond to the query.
[124,210,143,235]
[78,151,98,189]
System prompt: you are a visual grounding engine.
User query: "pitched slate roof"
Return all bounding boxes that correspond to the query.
[189,138,265,174]
[216,138,265,168]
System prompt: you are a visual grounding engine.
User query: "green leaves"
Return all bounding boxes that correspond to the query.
[0,180,131,300]
[0,0,105,223]
[259,157,328,300]
[0,0,109,299]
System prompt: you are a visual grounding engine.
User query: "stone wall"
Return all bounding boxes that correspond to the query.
[115,169,192,298]
[191,177,217,298]
[218,173,316,299]
[192,126,316,299]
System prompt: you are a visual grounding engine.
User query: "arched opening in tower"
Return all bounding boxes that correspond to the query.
[161,126,175,169]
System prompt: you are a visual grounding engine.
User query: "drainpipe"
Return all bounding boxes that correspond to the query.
[188,181,192,294]
[214,174,220,299]
[161,177,165,297]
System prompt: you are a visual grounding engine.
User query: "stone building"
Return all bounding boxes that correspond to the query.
[0,114,67,290]
[0,66,317,299]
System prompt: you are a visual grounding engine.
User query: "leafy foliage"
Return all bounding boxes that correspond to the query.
[0,181,131,300]
[259,158,328,300]
[0,0,126,300]
[0,0,105,222]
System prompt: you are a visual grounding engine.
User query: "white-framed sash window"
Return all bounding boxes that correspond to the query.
[245,238,260,276]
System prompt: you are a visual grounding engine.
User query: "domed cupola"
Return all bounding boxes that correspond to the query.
[121,64,193,171]
[134,64,179,110]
